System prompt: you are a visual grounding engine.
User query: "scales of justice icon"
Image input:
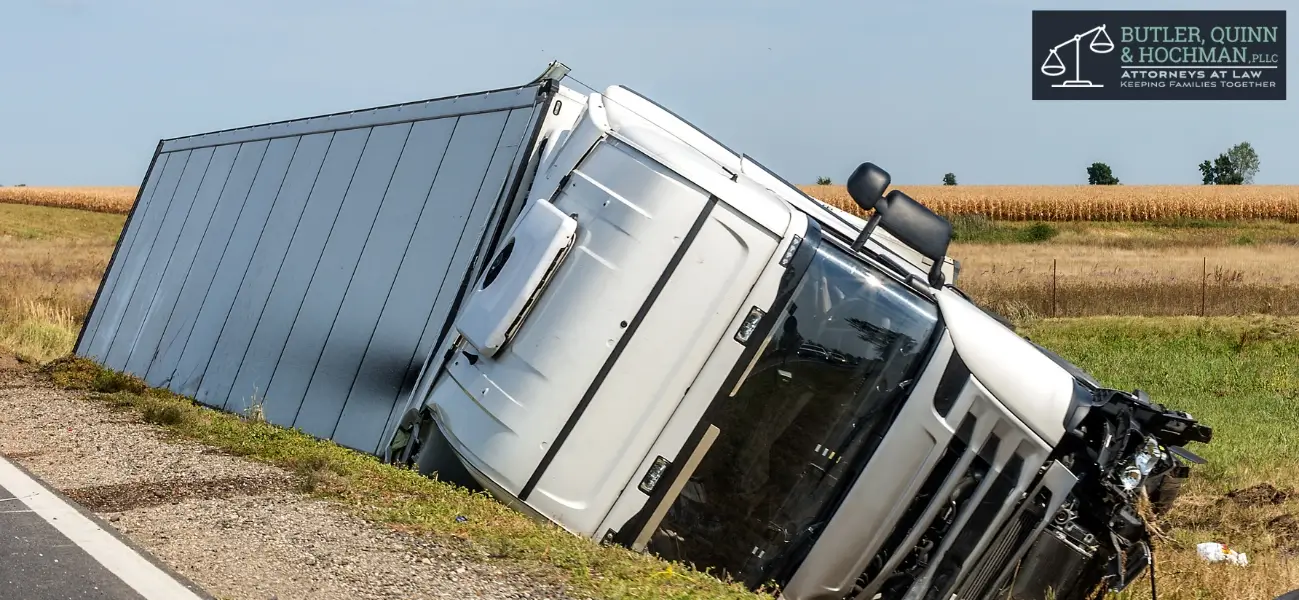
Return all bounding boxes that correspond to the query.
[1041,25,1115,87]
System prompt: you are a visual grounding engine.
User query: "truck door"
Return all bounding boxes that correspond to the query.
[519,193,784,535]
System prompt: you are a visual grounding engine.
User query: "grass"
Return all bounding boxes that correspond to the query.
[0,203,124,362]
[0,186,137,214]
[1019,316,1299,600]
[803,184,1299,222]
[1020,317,1299,487]
[948,215,1299,248]
[949,215,1060,244]
[0,202,126,241]
[33,316,1299,600]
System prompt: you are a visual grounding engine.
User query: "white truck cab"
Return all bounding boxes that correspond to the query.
[391,76,1211,600]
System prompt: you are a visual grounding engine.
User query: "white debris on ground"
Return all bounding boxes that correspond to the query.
[1196,541,1250,566]
[0,356,575,600]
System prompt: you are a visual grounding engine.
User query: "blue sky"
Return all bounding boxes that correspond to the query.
[0,0,1292,186]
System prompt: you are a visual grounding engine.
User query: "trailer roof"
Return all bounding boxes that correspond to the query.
[159,84,543,153]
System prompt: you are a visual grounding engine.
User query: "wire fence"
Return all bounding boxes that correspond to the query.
[957,257,1299,318]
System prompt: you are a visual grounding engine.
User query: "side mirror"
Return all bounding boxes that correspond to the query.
[847,162,891,253]
[877,189,954,287]
[846,162,891,212]
[845,161,954,288]
[877,190,952,264]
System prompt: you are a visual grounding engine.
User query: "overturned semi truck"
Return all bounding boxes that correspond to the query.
[78,62,1212,600]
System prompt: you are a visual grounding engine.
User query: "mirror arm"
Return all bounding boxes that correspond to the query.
[850,213,882,252]
[928,259,946,288]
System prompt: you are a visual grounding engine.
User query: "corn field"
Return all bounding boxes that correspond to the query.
[802,185,1299,222]
[6,185,1299,222]
[0,186,137,214]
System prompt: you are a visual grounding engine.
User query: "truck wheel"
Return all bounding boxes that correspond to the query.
[414,420,482,492]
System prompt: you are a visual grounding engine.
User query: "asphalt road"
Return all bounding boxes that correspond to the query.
[0,455,210,600]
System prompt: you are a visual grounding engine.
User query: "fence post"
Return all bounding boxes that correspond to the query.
[1051,258,1057,318]
[1201,256,1206,317]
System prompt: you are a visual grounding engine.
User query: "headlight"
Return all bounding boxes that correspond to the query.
[1120,465,1144,491]
[1135,437,1162,476]
[1119,437,1163,491]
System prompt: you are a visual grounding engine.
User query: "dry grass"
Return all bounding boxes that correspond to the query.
[1126,478,1299,600]
[0,186,136,214]
[955,243,1299,318]
[803,184,1299,222]
[0,203,123,362]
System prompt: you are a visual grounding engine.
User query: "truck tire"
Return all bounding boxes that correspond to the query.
[414,420,482,492]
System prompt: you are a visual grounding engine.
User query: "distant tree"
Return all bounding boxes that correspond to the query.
[1198,141,1257,185]
[942,172,957,185]
[1215,155,1238,184]
[1198,159,1215,184]
[1215,154,1242,184]
[1227,141,1260,183]
[1199,152,1245,185]
[1086,162,1120,185]
[815,176,832,185]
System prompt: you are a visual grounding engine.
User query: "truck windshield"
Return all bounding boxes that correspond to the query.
[646,239,940,589]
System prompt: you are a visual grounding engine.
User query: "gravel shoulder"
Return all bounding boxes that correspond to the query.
[0,355,573,600]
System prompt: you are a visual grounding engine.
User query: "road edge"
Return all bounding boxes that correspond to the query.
[0,450,218,600]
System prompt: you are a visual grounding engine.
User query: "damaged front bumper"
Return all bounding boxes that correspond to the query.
[1005,385,1213,600]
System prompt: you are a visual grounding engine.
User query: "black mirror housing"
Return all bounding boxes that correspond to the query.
[846,162,891,212]
[876,190,952,264]
[877,189,954,287]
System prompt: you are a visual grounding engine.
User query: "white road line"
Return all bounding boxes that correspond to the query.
[0,455,205,600]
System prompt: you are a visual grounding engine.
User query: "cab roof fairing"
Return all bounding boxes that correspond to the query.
[556,83,951,283]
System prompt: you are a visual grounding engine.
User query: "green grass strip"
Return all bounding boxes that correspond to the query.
[41,356,768,600]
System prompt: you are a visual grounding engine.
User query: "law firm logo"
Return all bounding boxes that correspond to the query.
[1032,10,1286,100]
[1041,25,1116,88]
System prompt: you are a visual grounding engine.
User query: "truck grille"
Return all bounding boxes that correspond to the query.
[856,416,975,586]
[850,378,1073,600]
[923,452,1026,598]
[954,489,1050,598]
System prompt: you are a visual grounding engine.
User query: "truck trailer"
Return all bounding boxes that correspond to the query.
[78,62,1212,600]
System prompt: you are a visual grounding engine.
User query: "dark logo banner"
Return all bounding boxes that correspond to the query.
[1032,10,1286,100]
